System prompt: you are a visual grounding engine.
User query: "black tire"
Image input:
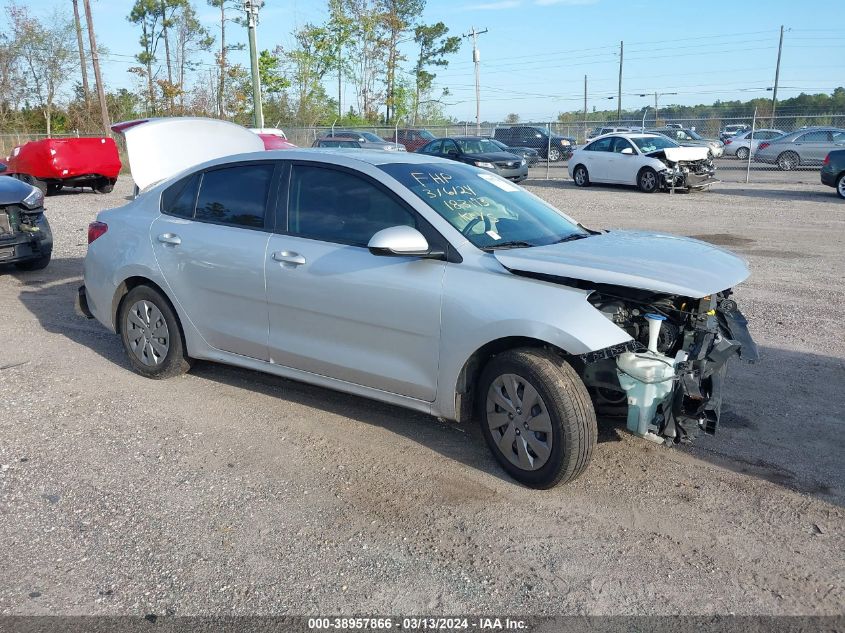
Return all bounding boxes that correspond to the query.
[547,147,562,162]
[118,285,192,379]
[14,251,51,271]
[836,172,845,200]
[477,348,597,489]
[47,183,63,195]
[638,167,660,193]
[777,151,799,171]
[94,179,114,194]
[736,147,750,161]
[572,164,590,187]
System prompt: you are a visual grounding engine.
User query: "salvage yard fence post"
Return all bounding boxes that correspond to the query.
[746,108,756,184]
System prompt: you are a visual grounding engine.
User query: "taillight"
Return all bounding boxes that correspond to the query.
[758,142,770,151]
[724,139,732,145]
[823,153,830,165]
[88,221,108,244]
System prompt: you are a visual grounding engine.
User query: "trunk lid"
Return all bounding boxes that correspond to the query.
[113,117,264,190]
[493,230,749,297]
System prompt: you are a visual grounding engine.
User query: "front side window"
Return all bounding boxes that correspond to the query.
[611,137,635,153]
[456,138,503,154]
[379,162,587,250]
[421,140,442,154]
[287,165,416,247]
[194,164,274,229]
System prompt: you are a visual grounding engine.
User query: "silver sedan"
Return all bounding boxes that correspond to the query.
[78,118,757,488]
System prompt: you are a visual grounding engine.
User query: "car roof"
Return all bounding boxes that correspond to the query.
[200,148,449,168]
[588,132,665,140]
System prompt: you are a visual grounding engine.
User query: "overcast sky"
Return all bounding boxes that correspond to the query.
[8,0,845,122]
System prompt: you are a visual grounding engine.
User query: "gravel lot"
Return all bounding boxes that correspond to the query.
[0,177,843,616]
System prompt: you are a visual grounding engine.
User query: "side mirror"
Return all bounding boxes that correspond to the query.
[621,147,635,155]
[368,226,442,258]
[446,149,459,157]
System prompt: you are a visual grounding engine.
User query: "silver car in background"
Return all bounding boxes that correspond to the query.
[722,129,784,160]
[78,118,757,489]
[753,127,845,170]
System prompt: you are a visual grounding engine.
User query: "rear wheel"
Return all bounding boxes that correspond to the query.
[836,173,845,199]
[736,146,750,161]
[94,178,114,194]
[777,151,799,171]
[47,183,63,195]
[478,348,596,488]
[118,285,192,379]
[572,164,589,187]
[638,167,659,193]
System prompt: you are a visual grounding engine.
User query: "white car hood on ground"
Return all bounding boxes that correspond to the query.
[494,230,749,297]
[659,146,709,162]
[121,117,265,190]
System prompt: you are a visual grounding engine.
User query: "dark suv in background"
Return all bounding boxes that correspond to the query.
[493,126,575,161]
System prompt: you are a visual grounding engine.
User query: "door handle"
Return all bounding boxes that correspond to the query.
[157,233,181,245]
[272,251,306,266]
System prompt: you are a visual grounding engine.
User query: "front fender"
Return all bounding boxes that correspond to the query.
[434,264,631,419]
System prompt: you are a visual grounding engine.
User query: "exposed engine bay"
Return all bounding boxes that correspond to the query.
[646,149,717,191]
[580,285,758,443]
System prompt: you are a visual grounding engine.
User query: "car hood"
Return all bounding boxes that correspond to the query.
[493,230,749,298]
[0,175,36,204]
[652,146,710,162]
[114,117,264,190]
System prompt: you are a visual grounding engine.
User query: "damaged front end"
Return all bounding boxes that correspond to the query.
[649,147,718,191]
[0,180,52,266]
[581,288,758,443]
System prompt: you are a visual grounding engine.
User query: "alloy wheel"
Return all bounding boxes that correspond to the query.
[838,175,845,199]
[778,152,798,171]
[125,300,170,367]
[736,147,749,160]
[548,148,561,162]
[640,170,657,191]
[486,373,553,471]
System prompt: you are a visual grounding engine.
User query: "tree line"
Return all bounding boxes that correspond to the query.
[0,0,463,134]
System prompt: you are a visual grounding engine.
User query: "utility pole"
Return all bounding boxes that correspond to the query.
[71,0,90,105]
[771,25,784,121]
[583,75,587,142]
[463,27,488,135]
[616,40,623,123]
[337,31,342,119]
[245,0,264,129]
[639,91,677,126]
[82,0,110,135]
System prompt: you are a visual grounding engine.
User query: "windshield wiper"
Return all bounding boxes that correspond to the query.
[553,233,591,244]
[485,240,535,251]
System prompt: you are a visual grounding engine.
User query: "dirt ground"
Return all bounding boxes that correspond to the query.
[0,177,843,616]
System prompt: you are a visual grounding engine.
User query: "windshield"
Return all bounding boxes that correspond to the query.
[684,129,704,140]
[379,162,588,249]
[359,131,384,142]
[419,130,435,140]
[455,138,503,154]
[632,136,680,153]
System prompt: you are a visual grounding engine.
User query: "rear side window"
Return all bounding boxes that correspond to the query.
[798,131,830,142]
[161,174,199,218]
[195,164,274,229]
[287,165,416,247]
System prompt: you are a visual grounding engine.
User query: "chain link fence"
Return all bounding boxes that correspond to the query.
[3,113,843,185]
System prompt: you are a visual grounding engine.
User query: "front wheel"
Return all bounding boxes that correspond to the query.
[572,164,590,187]
[94,178,114,194]
[118,285,192,379]
[547,147,562,162]
[478,348,597,488]
[836,173,845,200]
[736,146,750,161]
[638,167,659,193]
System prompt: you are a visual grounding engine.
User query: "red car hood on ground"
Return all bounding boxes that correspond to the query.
[7,137,121,181]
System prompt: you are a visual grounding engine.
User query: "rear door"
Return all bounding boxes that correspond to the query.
[793,130,831,163]
[264,162,446,401]
[150,161,278,360]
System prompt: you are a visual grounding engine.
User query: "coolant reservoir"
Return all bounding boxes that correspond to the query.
[616,351,676,441]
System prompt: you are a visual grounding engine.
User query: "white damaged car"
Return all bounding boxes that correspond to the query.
[78,118,756,488]
[569,133,717,193]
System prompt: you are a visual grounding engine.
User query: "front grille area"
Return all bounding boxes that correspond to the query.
[495,161,520,169]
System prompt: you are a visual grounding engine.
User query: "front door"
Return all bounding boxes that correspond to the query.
[265,163,446,401]
[151,162,277,360]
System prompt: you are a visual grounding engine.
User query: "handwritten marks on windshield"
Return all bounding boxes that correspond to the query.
[410,171,492,212]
